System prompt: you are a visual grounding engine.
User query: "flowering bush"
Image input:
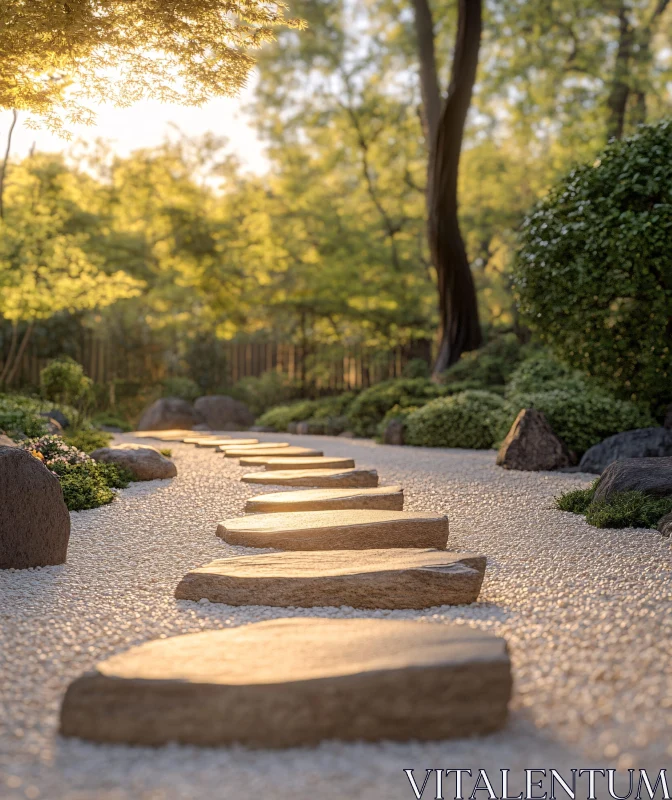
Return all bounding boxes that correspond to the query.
[21,435,132,511]
[21,435,90,470]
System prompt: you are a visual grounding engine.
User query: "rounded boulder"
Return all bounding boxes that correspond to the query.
[0,447,70,569]
[91,444,177,481]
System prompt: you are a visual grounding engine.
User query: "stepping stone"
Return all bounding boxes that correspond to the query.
[217,509,448,550]
[225,446,322,458]
[134,430,196,440]
[60,618,511,748]
[245,486,404,513]
[194,438,236,447]
[175,548,485,608]
[240,455,355,470]
[241,467,376,487]
[213,439,262,451]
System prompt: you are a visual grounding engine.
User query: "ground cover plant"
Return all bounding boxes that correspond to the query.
[556,481,672,530]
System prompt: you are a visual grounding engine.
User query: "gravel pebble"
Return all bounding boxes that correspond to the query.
[1,433,670,799]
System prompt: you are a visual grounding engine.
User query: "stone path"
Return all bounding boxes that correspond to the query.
[175,549,486,608]
[241,467,378,487]
[239,455,355,469]
[245,485,405,512]
[2,430,670,799]
[224,445,322,457]
[60,619,510,748]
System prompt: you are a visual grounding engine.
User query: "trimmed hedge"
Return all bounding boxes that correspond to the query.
[513,120,672,411]
[256,400,320,431]
[405,391,506,449]
[347,379,447,438]
[501,386,654,454]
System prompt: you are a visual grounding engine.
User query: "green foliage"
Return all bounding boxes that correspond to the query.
[377,404,420,440]
[442,334,526,390]
[501,386,654,454]
[514,121,672,411]
[505,352,580,397]
[256,400,319,431]
[50,461,132,511]
[347,379,447,438]
[558,482,672,530]
[585,492,672,529]
[405,391,506,449]
[40,358,92,406]
[555,482,598,514]
[232,371,302,417]
[63,429,113,453]
[159,448,172,457]
[161,377,201,403]
[0,395,47,439]
[310,393,357,420]
[91,412,133,432]
[402,359,431,379]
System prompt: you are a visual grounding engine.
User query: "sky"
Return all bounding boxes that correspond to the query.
[1,81,268,174]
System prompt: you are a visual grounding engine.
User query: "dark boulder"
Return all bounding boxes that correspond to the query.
[579,427,672,474]
[47,408,70,429]
[496,408,572,471]
[136,397,204,431]
[657,511,672,538]
[0,447,70,569]
[593,456,672,503]
[193,395,254,431]
[382,418,405,446]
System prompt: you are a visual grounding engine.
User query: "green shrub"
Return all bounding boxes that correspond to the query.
[500,386,654,454]
[513,120,672,412]
[585,492,672,529]
[405,391,506,449]
[442,333,526,390]
[50,461,132,511]
[377,404,420,440]
[0,402,47,439]
[63,429,113,453]
[402,358,431,379]
[256,400,319,431]
[91,412,133,432]
[505,352,581,397]
[161,376,200,402]
[347,379,447,437]
[555,481,598,514]
[310,393,356,420]
[40,357,92,406]
[232,371,302,417]
[159,448,172,457]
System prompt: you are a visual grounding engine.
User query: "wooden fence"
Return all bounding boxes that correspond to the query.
[2,332,432,395]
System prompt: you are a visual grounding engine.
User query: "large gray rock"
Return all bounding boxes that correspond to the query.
[497,408,571,471]
[593,457,672,503]
[136,398,204,432]
[194,395,254,431]
[91,444,177,481]
[0,433,18,448]
[579,427,672,474]
[0,447,70,569]
[60,618,511,747]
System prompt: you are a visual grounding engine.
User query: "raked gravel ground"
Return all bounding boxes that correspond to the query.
[1,432,671,800]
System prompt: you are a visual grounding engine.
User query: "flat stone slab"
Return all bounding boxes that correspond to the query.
[134,430,198,440]
[217,509,448,550]
[175,548,485,608]
[227,446,322,458]
[194,438,237,447]
[213,439,263,451]
[241,468,376,487]
[240,456,355,470]
[245,486,404,513]
[60,618,511,748]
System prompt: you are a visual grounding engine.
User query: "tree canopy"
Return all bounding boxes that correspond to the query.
[0,1,304,132]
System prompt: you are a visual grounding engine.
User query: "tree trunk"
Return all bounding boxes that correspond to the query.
[0,109,18,220]
[606,4,633,141]
[426,0,483,375]
[5,321,34,387]
[0,321,19,386]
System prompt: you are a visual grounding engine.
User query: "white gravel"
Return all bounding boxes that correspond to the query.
[1,433,670,800]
